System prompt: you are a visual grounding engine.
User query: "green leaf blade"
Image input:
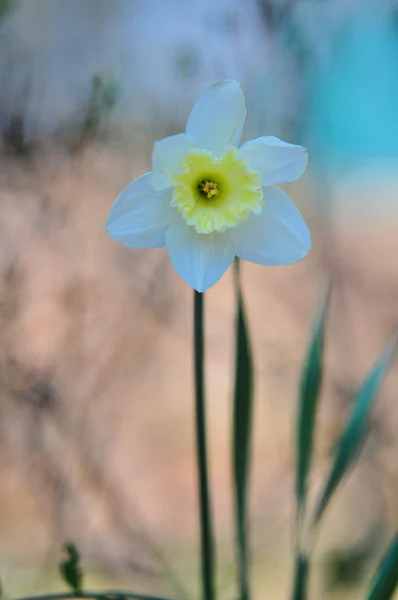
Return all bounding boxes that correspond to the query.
[291,554,310,600]
[296,289,329,524]
[291,289,329,600]
[314,337,397,525]
[232,259,254,600]
[366,533,398,600]
[59,542,84,594]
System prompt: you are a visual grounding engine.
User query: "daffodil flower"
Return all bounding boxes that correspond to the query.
[106,80,311,292]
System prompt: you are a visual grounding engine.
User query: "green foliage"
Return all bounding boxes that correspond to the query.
[290,290,329,600]
[314,337,396,525]
[291,289,396,600]
[291,554,309,600]
[296,288,329,525]
[365,533,398,600]
[232,258,254,600]
[59,542,83,594]
[3,262,397,600]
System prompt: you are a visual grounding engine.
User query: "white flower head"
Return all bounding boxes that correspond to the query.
[106,80,311,292]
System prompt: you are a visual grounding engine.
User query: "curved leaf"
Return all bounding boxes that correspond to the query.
[365,533,398,600]
[296,288,329,525]
[314,337,397,525]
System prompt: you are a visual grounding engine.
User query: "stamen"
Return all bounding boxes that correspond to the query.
[198,180,219,199]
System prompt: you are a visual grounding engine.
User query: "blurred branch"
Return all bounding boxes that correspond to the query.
[73,74,118,152]
[258,0,294,31]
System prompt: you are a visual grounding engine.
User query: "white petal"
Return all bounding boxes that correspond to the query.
[232,187,311,266]
[165,222,235,292]
[151,133,196,190]
[239,136,308,186]
[106,173,176,249]
[186,80,246,156]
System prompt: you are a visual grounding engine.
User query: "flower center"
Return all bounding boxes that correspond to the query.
[198,180,219,199]
[170,147,264,234]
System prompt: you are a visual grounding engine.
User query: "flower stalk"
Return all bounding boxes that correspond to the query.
[194,290,216,600]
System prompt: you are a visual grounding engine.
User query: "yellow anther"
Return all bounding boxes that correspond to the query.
[199,181,219,199]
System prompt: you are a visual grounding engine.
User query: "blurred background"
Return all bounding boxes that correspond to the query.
[0,0,397,598]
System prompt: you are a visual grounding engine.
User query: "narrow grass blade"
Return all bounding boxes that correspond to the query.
[296,288,329,528]
[232,259,254,600]
[314,337,397,525]
[291,554,310,600]
[365,533,398,600]
[194,290,216,600]
[59,542,83,594]
[291,289,329,600]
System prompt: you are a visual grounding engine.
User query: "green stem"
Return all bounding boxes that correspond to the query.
[194,290,216,600]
